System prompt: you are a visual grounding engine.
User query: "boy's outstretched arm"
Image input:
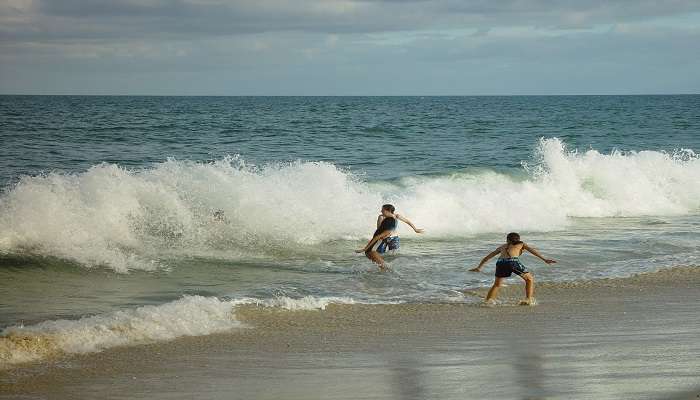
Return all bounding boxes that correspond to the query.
[469,248,501,272]
[395,213,424,233]
[355,231,392,253]
[523,243,557,264]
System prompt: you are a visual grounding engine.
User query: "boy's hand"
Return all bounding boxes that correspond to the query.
[355,248,366,253]
[414,228,425,234]
[544,259,557,264]
[469,267,481,272]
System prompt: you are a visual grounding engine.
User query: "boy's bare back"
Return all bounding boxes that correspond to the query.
[498,242,524,258]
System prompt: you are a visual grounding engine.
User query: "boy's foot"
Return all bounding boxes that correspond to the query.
[518,298,537,306]
[481,299,497,307]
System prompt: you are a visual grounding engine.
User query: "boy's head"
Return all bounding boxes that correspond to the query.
[213,209,226,222]
[506,232,522,245]
[381,204,395,216]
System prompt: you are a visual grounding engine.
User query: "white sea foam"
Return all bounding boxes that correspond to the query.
[391,138,700,235]
[0,138,699,271]
[0,295,358,368]
[0,296,240,368]
[231,295,357,310]
[0,158,380,271]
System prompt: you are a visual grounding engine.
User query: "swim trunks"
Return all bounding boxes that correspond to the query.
[376,236,400,254]
[495,257,529,277]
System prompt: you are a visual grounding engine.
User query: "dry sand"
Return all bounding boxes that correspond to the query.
[1,267,699,399]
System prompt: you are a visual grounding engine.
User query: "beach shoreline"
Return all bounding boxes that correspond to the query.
[2,266,699,399]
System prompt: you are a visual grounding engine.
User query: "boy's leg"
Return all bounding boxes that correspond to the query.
[365,250,387,270]
[519,272,535,301]
[485,277,505,302]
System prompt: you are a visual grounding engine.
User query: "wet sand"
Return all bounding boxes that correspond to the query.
[2,267,699,400]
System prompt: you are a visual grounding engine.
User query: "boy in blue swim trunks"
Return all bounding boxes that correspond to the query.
[355,204,423,270]
[470,232,556,305]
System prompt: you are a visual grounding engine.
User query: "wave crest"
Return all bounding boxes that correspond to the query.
[0,296,240,368]
[1,138,698,271]
[0,295,358,369]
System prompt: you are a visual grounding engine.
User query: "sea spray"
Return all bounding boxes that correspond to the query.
[0,158,380,271]
[395,138,700,236]
[0,138,699,272]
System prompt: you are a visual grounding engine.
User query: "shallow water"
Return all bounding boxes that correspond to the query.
[3,269,699,400]
[1,95,699,365]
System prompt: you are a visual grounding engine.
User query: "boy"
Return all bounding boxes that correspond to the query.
[469,232,556,305]
[355,204,423,270]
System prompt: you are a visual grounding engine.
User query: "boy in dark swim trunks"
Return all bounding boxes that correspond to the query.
[469,232,556,305]
[355,204,423,270]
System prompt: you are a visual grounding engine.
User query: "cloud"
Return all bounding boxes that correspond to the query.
[2,0,700,42]
[0,0,698,94]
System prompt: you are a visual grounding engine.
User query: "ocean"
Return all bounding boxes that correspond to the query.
[1,95,699,367]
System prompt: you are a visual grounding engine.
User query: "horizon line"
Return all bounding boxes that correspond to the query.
[1,93,699,97]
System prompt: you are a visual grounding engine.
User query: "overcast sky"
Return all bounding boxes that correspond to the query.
[1,0,699,95]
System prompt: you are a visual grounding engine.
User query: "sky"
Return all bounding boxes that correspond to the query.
[1,0,699,95]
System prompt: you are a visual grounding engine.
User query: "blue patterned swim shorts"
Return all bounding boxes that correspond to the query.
[495,257,529,277]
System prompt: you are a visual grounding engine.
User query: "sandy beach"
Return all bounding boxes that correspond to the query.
[1,266,698,400]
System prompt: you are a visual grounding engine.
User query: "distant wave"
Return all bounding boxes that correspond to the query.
[0,138,698,272]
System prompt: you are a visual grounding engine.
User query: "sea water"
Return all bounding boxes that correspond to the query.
[1,95,699,364]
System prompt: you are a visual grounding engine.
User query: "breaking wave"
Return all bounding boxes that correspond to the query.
[0,138,698,272]
[0,295,356,369]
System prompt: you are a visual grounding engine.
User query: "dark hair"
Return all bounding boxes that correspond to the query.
[506,232,522,245]
[382,204,395,213]
[213,209,225,222]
